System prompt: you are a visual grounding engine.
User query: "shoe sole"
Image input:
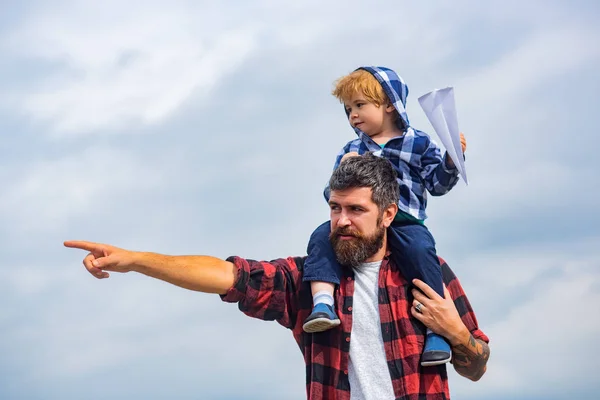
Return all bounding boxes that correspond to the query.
[302,317,341,333]
[420,354,452,367]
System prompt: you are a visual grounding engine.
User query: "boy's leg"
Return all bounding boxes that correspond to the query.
[387,223,443,295]
[387,223,451,366]
[302,221,342,333]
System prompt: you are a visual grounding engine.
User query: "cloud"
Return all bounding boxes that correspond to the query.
[455,25,600,127]
[1,1,259,135]
[0,0,480,137]
[0,264,306,399]
[1,1,600,399]
[416,21,600,252]
[449,240,600,399]
[0,146,164,235]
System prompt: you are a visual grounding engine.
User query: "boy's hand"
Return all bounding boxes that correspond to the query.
[445,133,467,169]
[460,133,467,153]
[341,151,359,162]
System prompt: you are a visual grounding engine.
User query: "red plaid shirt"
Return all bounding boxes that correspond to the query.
[221,252,489,400]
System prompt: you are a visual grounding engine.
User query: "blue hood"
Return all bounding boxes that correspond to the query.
[352,66,411,132]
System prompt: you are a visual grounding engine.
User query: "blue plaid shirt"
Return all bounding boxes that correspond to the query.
[325,66,460,220]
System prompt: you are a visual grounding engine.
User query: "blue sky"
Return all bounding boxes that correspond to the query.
[1,1,599,399]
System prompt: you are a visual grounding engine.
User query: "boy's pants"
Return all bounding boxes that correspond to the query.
[302,220,444,298]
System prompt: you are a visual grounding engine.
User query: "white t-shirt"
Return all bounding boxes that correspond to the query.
[348,260,396,399]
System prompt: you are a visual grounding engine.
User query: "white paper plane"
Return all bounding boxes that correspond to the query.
[418,87,468,185]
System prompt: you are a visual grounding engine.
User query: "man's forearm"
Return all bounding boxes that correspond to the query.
[450,329,490,381]
[131,252,237,294]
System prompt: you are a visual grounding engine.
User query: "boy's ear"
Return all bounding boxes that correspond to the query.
[385,103,396,113]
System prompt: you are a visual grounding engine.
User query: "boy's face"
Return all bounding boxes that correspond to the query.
[344,94,395,137]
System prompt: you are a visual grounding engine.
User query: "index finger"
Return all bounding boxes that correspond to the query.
[412,279,443,301]
[64,240,103,252]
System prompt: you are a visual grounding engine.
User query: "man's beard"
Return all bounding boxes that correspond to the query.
[330,223,385,267]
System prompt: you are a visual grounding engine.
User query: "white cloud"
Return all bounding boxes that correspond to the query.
[0,268,305,398]
[1,1,600,399]
[417,23,600,240]
[0,267,68,296]
[450,244,600,398]
[443,160,578,223]
[2,1,259,135]
[0,0,478,137]
[0,146,164,234]
[457,26,600,121]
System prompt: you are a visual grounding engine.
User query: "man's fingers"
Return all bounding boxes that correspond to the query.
[83,253,96,272]
[92,254,114,270]
[413,299,429,313]
[410,305,425,322]
[93,254,125,274]
[412,288,432,306]
[412,279,442,300]
[83,253,109,279]
[64,240,103,252]
[443,284,451,299]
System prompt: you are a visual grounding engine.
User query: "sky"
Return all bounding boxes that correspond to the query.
[1,0,599,399]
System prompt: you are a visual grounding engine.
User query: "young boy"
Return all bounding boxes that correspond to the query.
[301,66,467,367]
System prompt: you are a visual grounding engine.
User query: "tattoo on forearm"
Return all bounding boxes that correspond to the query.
[452,335,490,381]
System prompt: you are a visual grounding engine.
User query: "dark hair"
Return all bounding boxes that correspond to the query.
[329,153,399,210]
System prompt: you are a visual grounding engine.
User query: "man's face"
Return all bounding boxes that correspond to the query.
[328,187,392,267]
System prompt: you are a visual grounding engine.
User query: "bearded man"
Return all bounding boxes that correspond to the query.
[65,153,489,400]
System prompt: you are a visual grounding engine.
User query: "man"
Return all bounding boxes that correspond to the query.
[65,154,489,399]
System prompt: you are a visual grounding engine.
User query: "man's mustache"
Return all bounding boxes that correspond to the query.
[332,227,361,238]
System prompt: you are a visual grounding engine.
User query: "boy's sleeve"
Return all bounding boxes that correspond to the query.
[440,258,489,343]
[323,142,354,201]
[220,256,304,330]
[419,137,460,196]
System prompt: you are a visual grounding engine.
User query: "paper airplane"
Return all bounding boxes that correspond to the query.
[418,87,468,185]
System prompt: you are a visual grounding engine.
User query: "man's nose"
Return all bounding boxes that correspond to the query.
[337,212,351,227]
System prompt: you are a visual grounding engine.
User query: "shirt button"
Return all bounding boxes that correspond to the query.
[346,337,350,342]
[347,277,352,281]
[347,306,352,312]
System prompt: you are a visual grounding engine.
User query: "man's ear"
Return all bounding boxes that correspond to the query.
[382,203,398,228]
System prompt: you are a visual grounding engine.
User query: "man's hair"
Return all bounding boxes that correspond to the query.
[329,153,399,211]
[332,69,389,107]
